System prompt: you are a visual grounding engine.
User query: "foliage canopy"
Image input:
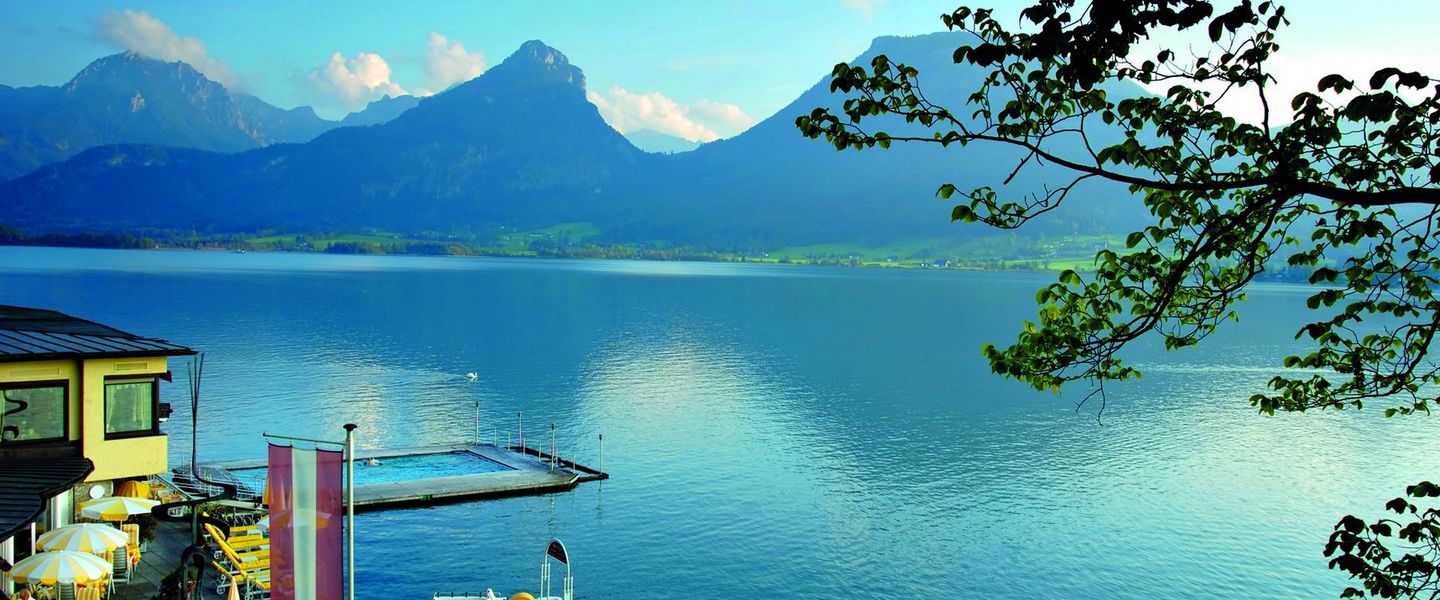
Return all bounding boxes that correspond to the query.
[797,1,1440,596]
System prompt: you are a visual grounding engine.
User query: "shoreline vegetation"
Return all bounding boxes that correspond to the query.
[0,222,1317,282]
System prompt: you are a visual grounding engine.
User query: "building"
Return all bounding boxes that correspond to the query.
[0,305,194,593]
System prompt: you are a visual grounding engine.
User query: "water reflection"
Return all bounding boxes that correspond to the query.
[2,247,1438,599]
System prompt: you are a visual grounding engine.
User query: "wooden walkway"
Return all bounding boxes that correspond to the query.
[110,520,221,600]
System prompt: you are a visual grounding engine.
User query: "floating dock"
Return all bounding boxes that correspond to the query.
[162,442,607,512]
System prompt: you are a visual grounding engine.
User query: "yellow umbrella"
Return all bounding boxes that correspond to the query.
[8,550,112,585]
[36,524,128,555]
[115,480,151,498]
[79,496,158,521]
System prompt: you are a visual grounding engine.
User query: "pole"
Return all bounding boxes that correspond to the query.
[518,411,524,452]
[343,423,357,600]
[598,433,604,475]
[550,423,557,472]
[474,401,481,446]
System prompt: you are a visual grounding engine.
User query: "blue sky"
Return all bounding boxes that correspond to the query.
[1,1,1437,138]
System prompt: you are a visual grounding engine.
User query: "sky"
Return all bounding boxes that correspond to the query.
[1,1,1437,140]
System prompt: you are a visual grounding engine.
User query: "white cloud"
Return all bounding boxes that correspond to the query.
[841,0,889,20]
[587,87,757,142]
[692,99,759,134]
[93,10,238,87]
[305,51,410,112]
[425,32,486,90]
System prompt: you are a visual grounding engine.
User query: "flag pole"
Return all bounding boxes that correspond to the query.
[343,423,357,600]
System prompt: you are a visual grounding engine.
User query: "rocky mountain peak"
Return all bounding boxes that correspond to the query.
[493,40,586,90]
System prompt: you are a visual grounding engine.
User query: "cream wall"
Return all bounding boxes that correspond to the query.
[81,356,169,482]
[0,360,79,439]
[0,355,170,481]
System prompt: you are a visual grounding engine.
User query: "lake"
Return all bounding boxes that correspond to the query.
[2,246,1434,599]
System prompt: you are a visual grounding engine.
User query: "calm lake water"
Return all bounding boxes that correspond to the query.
[2,246,1435,599]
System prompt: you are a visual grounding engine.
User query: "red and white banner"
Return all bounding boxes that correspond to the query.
[268,443,344,600]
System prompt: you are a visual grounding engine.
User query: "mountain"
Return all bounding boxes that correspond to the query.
[0,34,1151,250]
[231,93,334,142]
[0,52,336,180]
[625,129,700,153]
[601,32,1150,247]
[339,95,423,127]
[0,40,643,232]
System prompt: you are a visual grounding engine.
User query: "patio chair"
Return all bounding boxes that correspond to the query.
[56,583,75,600]
[204,523,268,552]
[74,586,102,600]
[203,516,265,540]
[242,567,271,600]
[224,510,267,529]
[225,555,271,600]
[211,560,244,595]
[110,546,131,585]
[121,523,141,554]
[215,533,270,570]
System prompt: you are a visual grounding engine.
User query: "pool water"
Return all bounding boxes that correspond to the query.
[231,450,513,488]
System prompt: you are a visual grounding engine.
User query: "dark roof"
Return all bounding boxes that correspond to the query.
[0,305,195,362]
[0,455,93,539]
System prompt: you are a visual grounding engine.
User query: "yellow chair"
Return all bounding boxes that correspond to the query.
[231,523,264,537]
[227,537,268,551]
[216,531,270,566]
[211,560,244,596]
[200,513,265,538]
[229,557,271,598]
[210,529,272,599]
[229,548,271,569]
[204,523,268,552]
[121,523,142,565]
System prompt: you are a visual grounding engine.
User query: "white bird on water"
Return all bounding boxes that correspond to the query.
[466,372,478,381]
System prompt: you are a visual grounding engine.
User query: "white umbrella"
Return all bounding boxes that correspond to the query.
[79,496,158,521]
[36,523,129,555]
[8,550,112,585]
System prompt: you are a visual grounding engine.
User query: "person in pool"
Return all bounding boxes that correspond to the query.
[365,457,382,467]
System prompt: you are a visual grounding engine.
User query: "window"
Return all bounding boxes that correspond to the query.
[105,378,157,437]
[0,382,67,443]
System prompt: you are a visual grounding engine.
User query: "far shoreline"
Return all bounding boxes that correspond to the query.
[0,223,1121,273]
[0,240,1020,271]
[0,240,1319,284]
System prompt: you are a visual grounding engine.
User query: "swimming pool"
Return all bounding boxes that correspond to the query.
[230,450,513,488]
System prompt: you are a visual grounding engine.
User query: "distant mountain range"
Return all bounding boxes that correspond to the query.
[0,34,1152,252]
[626,129,701,154]
[338,95,422,128]
[0,52,428,181]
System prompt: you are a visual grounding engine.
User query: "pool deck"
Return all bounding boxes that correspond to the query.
[201,442,607,511]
